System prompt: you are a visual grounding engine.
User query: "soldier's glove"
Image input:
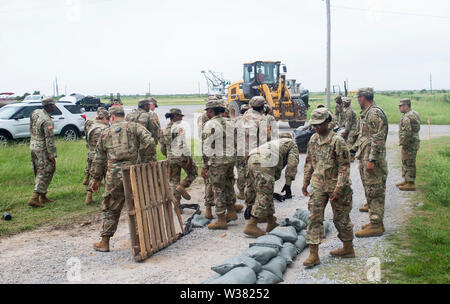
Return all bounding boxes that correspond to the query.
[273,193,285,202]
[244,207,251,220]
[281,184,292,199]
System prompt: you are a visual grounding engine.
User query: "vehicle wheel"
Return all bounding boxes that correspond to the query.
[61,126,79,141]
[288,121,305,128]
[228,100,245,119]
[0,131,11,146]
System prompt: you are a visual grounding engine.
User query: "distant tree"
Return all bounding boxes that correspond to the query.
[32,91,40,95]
[16,92,30,101]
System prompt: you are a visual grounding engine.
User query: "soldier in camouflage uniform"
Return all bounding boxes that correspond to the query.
[264,104,278,140]
[234,104,249,200]
[334,95,344,126]
[244,133,299,237]
[397,99,421,191]
[160,108,198,202]
[341,97,357,143]
[317,104,337,130]
[350,88,388,238]
[90,106,155,252]
[84,108,109,205]
[302,108,355,267]
[202,100,236,229]
[126,98,160,162]
[28,98,58,208]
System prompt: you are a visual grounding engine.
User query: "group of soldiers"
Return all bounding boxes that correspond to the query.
[26,88,421,268]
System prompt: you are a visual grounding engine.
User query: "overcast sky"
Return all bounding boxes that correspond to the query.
[1,0,449,96]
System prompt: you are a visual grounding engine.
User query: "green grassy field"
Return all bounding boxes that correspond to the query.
[383,137,450,283]
[100,95,207,106]
[0,139,201,237]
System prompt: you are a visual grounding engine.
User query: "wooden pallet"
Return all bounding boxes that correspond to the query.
[122,160,183,262]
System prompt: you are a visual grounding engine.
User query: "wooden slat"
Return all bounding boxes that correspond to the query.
[163,161,184,233]
[122,168,140,260]
[129,166,148,260]
[157,161,173,242]
[147,164,163,250]
[161,161,177,240]
[140,163,157,254]
[152,162,169,247]
[135,165,152,257]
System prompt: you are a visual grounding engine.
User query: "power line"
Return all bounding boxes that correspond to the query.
[332,5,450,20]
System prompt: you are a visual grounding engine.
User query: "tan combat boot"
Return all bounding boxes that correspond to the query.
[236,189,245,200]
[398,182,416,191]
[330,241,355,258]
[39,193,54,204]
[208,214,228,230]
[82,174,90,186]
[359,203,369,212]
[266,215,279,232]
[226,205,238,222]
[175,185,191,200]
[234,203,244,213]
[303,244,320,267]
[395,180,407,187]
[28,192,45,208]
[355,222,384,238]
[361,222,385,232]
[85,191,94,205]
[93,236,110,252]
[244,217,266,238]
[204,205,214,219]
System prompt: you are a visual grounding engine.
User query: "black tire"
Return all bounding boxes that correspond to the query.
[0,131,11,146]
[228,100,245,119]
[61,126,79,141]
[288,120,305,128]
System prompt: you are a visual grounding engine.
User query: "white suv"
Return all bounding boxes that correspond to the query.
[0,100,86,144]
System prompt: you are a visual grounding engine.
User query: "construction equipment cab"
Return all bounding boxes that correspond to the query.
[227,61,307,128]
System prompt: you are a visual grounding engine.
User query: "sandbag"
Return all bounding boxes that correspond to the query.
[280,217,306,232]
[268,226,298,243]
[294,234,307,253]
[256,270,283,284]
[243,246,279,265]
[202,273,221,284]
[211,255,262,275]
[298,229,306,237]
[191,214,211,228]
[250,234,283,249]
[278,242,297,264]
[293,209,310,223]
[204,266,257,284]
[261,256,287,280]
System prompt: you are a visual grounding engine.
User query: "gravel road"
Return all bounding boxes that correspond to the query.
[0,114,449,283]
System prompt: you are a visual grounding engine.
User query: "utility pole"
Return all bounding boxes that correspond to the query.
[325,0,331,108]
[430,73,433,94]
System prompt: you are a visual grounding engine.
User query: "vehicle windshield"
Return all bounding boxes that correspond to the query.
[0,106,20,119]
[24,95,42,100]
[255,62,279,84]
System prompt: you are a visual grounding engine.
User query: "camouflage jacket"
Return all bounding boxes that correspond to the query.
[248,138,299,185]
[304,131,351,193]
[126,108,160,143]
[399,110,421,146]
[335,103,344,125]
[352,103,388,161]
[202,115,235,168]
[265,113,278,140]
[235,109,270,156]
[86,119,108,152]
[29,109,57,158]
[90,120,155,181]
[160,121,191,159]
[343,106,357,135]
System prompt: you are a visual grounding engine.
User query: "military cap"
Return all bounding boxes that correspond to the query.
[280,133,293,139]
[149,97,158,108]
[357,87,374,98]
[249,96,266,107]
[398,98,411,106]
[343,97,352,104]
[109,105,125,115]
[309,108,331,125]
[334,95,342,102]
[205,100,225,109]
[96,107,109,119]
[167,108,184,116]
[241,104,249,111]
[206,96,218,101]
[42,98,56,106]
[138,98,150,106]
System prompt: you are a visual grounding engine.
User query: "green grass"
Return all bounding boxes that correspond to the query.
[383,137,450,283]
[308,91,450,125]
[100,94,207,106]
[0,139,201,237]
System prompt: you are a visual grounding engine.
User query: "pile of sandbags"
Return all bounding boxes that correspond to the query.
[204,209,330,284]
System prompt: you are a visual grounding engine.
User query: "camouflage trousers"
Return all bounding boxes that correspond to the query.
[359,159,388,224]
[246,163,275,219]
[169,157,198,201]
[31,149,55,194]
[235,156,247,193]
[401,144,419,183]
[203,175,214,207]
[306,186,354,245]
[208,162,235,215]
[100,168,125,237]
